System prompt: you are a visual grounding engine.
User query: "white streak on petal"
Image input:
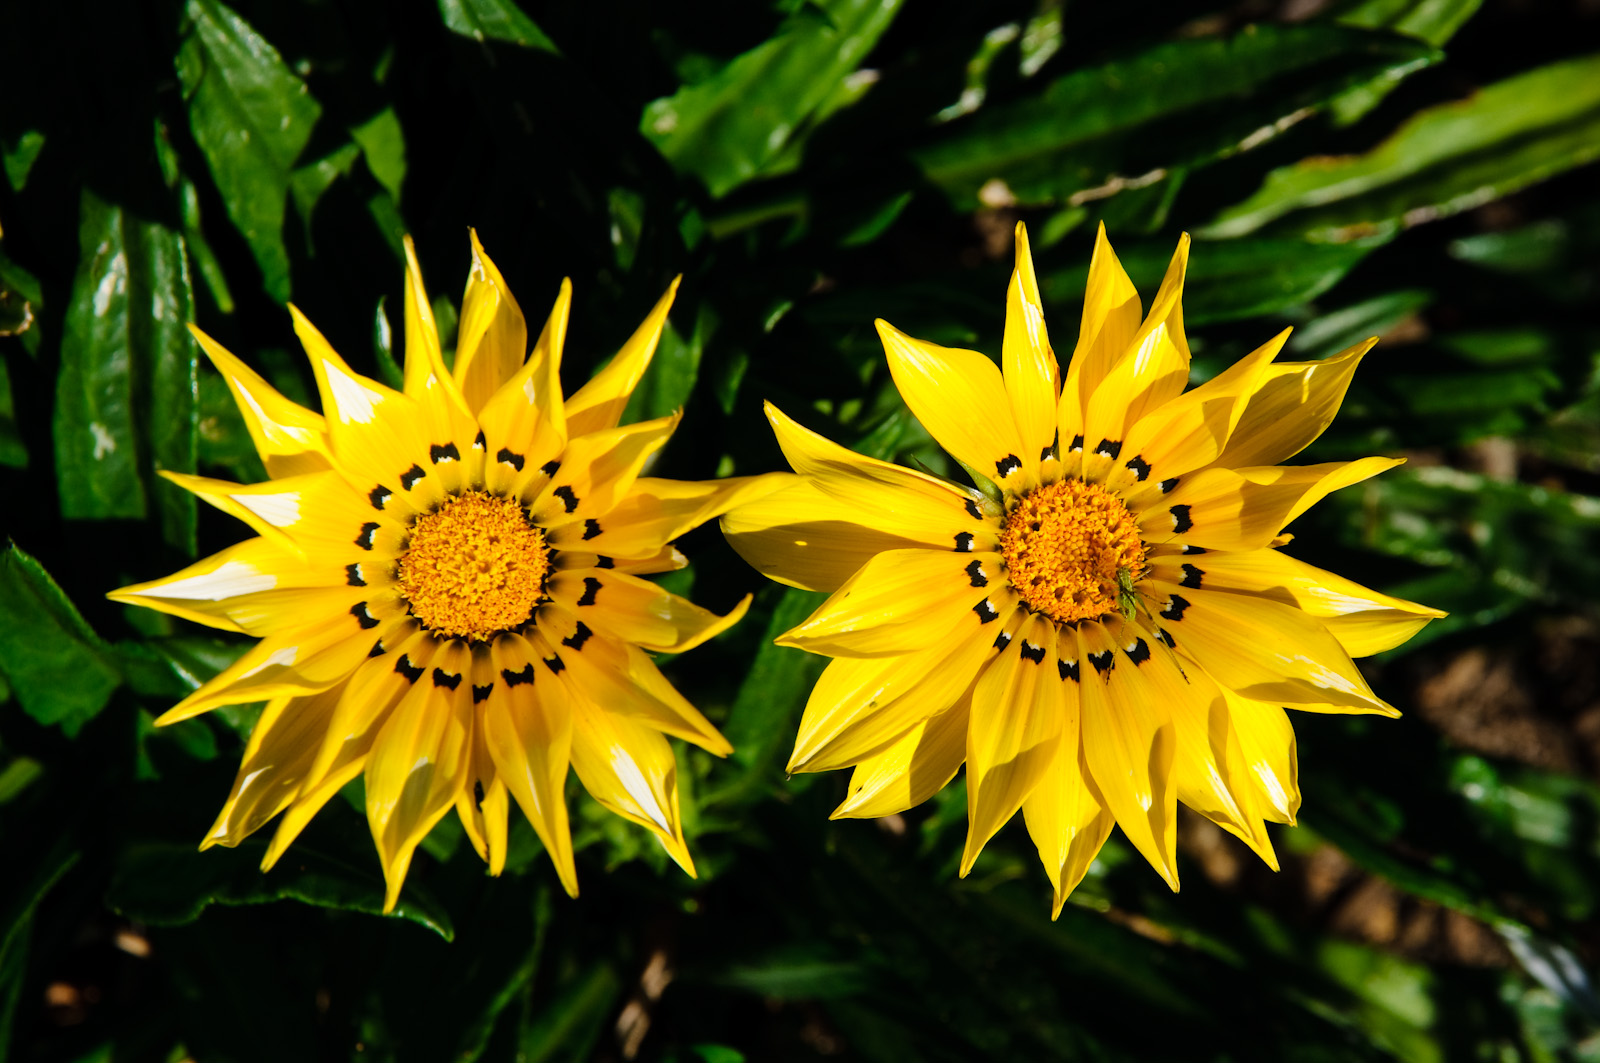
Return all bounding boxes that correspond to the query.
[149,561,277,600]
[242,645,299,677]
[611,745,669,831]
[233,491,301,527]
[324,360,379,424]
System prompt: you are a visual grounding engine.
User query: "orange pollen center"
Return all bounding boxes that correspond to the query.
[999,479,1147,624]
[398,491,550,641]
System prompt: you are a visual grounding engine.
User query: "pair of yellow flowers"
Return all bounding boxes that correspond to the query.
[111,225,1442,916]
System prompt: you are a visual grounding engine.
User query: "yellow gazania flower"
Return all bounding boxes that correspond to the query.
[723,223,1443,915]
[111,233,780,911]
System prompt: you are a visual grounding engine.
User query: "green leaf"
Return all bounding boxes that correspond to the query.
[0,838,78,1061]
[516,961,620,1063]
[54,190,198,554]
[641,0,905,197]
[913,23,1437,208]
[176,0,321,302]
[1204,52,1600,240]
[437,0,559,53]
[0,543,122,736]
[0,247,43,357]
[0,129,44,192]
[351,107,407,205]
[106,840,453,940]
[288,141,361,249]
[0,357,25,468]
[1328,0,1484,124]
[1286,289,1431,358]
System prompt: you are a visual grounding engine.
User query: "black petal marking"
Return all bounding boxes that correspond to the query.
[1088,649,1114,674]
[1020,641,1046,664]
[553,485,579,513]
[541,460,560,477]
[345,563,365,587]
[430,442,460,464]
[995,454,1022,478]
[472,430,486,451]
[582,518,602,541]
[563,621,593,651]
[502,664,536,687]
[994,630,1013,651]
[350,602,380,630]
[1170,504,1193,534]
[543,655,565,675]
[973,598,999,624]
[369,486,392,510]
[1181,544,1208,555]
[400,464,426,490]
[1069,434,1084,453]
[356,522,379,550]
[368,640,386,658]
[1125,638,1151,666]
[965,498,983,520]
[395,654,424,682]
[497,448,525,471]
[1179,564,1204,589]
[966,560,988,587]
[954,532,975,553]
[473,781,485,807]
[1155,628,1176,648]
[1158,477,1180,494]
[432,668,463,690]
[1161,594,1191,622]
[595,555,614,569]
[1126,456,1151,482]
[472,684,494,704]
[577,576,601,607]
[1058,658,1080,682]
[1040,430,1060,462]
[1094,439,1122,460]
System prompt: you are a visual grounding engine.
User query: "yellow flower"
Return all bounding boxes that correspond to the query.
[111,233,780,911]
[723,223,1443,915]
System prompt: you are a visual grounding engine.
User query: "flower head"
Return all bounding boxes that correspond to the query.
[723,223,1443,915]
[112,233,779,910]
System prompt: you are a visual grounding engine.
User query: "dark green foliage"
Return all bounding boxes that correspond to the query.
[1,1,1598,1061]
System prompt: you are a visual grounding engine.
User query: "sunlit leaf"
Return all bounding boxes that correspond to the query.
[0,543,122,736]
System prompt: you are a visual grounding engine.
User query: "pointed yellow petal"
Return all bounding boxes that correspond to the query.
[1060,223,1141,443]
[108,537,312,634]
[831,695,970,819]
[1002,223,1059,465]
[1150,582,1398,716]
[201,682,346,849]
[879,319,1032,490]
[1150,548,1445,658]
[1022,719,1116,918]
[1075,622,1179,890]
[548,568,749,654]
[1140,456,1403,552]
[189,324,332,478]
[1215,338,1377,469]
[528,413,680,526]
[579,472,787,561]
[483,632,578,896]
[961,615,1065,875]
[453,230,530,415]
[564,278,681,436]
[476,280,572,495]
[365,642,475,912]
[1221,687,1301,824]
[777,548,993,658]
[789,602,1003,774]
[568,695,695,876]
[721,475,946,593]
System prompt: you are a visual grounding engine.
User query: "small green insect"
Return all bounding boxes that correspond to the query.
[1114,564,1189,682]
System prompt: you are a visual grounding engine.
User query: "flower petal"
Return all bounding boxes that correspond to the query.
[962,615,1065,875]
[831,694,970,820]
[564,278,681,436]
[189,324,331,477]
[1002,223,1059,466]
[574,473,788,561]
[1150,582,1398,716]
[1221,687,1301,824]
[365,642,475,912]
[477,279,571,495]
[108,537,310,634]
[484,632,579,897]
[453,230,529,415]
[1061,223,1142,442]
[567,695,695,875]
[1149,548,1445,658]
[1214,338,1377,469]
[721,475,948,593]
[879,320,1031,489]
[545,573,749,654]
[778,548,996,658]
[1022,742,1115,918]
[529,413,681,525]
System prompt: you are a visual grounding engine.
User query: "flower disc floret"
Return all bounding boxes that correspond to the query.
[1000,479,1146,624]
[398,491,550,641]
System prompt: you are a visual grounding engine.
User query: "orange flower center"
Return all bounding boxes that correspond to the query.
[398,491,549,641]
[999,479,1146,624]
